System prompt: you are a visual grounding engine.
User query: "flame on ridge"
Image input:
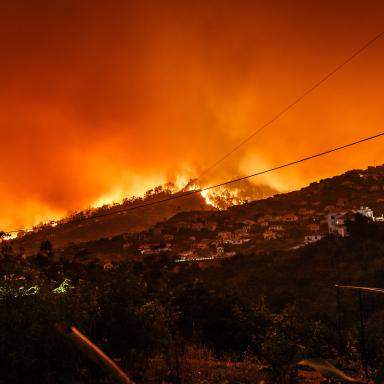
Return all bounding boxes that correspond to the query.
[200,187,248,210]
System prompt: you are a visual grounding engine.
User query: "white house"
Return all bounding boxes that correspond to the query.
[357,206,374,220]
[304,235,324,244]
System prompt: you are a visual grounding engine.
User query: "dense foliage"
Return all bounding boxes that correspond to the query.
[1,218,384,383]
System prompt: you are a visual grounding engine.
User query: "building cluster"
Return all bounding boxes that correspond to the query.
[27,200,383,266]
[176,220,255,262]
[130,200,381,263]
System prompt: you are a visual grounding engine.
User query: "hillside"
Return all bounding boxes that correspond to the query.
[11,190,214,255]
[21,164,384,263]
[104,164,384,262]
[6,164,384,260]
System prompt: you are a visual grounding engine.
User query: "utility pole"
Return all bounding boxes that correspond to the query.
[335,284,384,384]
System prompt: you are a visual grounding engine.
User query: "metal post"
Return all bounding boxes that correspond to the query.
[358,289,369,383]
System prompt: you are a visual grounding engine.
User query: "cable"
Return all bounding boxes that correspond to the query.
[196,30,384,181]
[5,130,384,235]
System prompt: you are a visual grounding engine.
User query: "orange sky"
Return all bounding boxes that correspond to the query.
[1,0,384,231]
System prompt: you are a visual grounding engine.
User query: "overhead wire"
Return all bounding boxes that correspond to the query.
[196,30,384,181]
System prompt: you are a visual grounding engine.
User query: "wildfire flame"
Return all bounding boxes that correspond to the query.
[200,188,248,209]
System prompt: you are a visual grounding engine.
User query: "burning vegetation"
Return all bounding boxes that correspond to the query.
[200,180,277,210]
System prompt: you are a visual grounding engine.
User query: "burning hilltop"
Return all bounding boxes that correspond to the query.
[200,181,276,210]
[7,178,276,254]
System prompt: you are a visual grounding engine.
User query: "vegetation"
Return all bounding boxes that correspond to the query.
[1,217,384,383]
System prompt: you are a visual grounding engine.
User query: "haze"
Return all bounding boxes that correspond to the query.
[1,0,384,231]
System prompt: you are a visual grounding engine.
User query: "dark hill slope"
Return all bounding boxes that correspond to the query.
[13,191,214,254]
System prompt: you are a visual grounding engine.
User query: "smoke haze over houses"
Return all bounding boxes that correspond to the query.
[1,0,384,230]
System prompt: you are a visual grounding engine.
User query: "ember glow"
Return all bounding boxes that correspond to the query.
[1,1,384,231]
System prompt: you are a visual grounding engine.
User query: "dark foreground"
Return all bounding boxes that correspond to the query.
[1,217,384,383]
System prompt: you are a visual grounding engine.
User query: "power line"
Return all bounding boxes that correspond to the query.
[196,30,384,181]
[6,130,384,235]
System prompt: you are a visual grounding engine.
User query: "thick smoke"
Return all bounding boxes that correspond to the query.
[0,0,384,230]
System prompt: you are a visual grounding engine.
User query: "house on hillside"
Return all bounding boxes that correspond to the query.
[258,220,269,227]
[140,249,156,256]
[227,239,244,245]
[263,230,281,240]
[281,213,299,222]
[241,219,256,226]
[103,260,114,270]
[195,241,209,250]
[269,225,283,231]
[357,206,374,220]
[138,243,153,251]
[304,235,324,244]
[178,250,195,261]
[307,223,320,232]
[217,231,233,241]
[327,213,348,237]
[258,214,273,223]
[234,227,251,237]
[298,208,315,216]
